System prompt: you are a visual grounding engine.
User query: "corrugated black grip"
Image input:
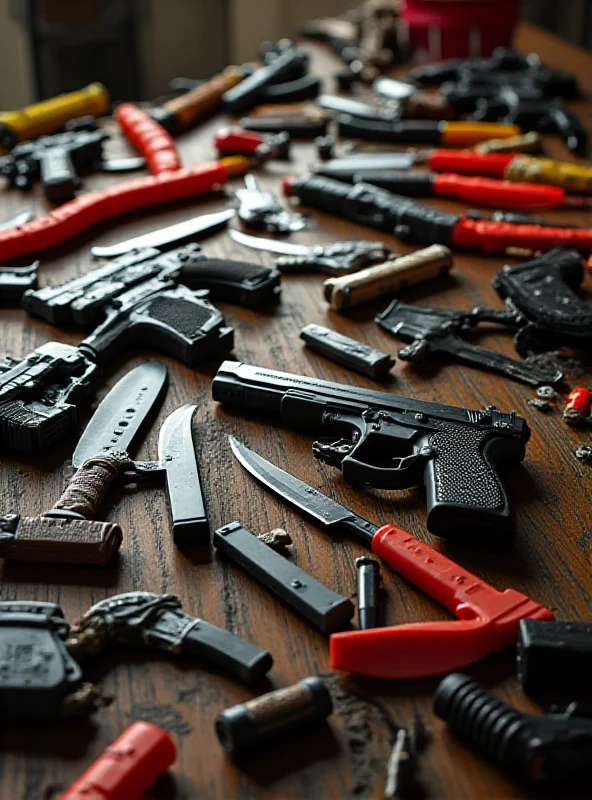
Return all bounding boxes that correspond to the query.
[180,258,281,308]
[289,174,460,245]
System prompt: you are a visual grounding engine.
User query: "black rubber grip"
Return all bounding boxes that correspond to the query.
[180,259,281,308]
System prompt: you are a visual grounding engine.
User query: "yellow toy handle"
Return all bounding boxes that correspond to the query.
[505,154,592,195]
[0,82,110,148]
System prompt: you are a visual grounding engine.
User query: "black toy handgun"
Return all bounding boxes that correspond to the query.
[2,254,237,453]
[212,361,530,539]
[377,248,592,387]
[0,127,109,204]
[22,242,281,325]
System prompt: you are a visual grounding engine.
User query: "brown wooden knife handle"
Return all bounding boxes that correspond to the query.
[163,66,245,129]
[323,244,453,311]
[46,452,132,520]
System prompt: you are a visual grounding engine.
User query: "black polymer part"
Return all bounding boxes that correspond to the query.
[0,262,38,303]
[337,114,443,144]
[213,361,529,542]
[288,174,460,246]
[517,619,592,693]
[214,521,354,634]
[354,171,435,195]
[356,556,381,629]
[0,601,85,720]
[223,48,309,113]
[69,592,273,685]
[300,323,394,379]
[434,672,592,783]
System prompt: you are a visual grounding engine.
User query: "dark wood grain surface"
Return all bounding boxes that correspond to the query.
[1,22,592,800]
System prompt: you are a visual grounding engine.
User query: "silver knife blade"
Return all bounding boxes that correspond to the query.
[158,404,209,546]
[228,227,312,256]
[72,361,168,468]
[90,208,236,258]
[0,208,35,232]
[229,436,364,528]
[317,153,416,176]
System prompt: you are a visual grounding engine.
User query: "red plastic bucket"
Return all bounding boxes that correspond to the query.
[403,0,520,61]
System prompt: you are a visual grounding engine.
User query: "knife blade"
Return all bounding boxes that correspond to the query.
[228,227,311,256]
[315,152,416,177]
[0,208,34,232]
[229,436,377,539]
[90,208,236,258]
[72,361,168,468]
[158,404,209,547]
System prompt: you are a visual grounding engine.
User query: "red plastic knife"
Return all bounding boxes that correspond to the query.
[229,436,554,680]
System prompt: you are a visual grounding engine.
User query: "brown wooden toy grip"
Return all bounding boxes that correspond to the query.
[163,66,245,130]
[0,516,122,565]
[47,452,132,520]
[323,244,452,310]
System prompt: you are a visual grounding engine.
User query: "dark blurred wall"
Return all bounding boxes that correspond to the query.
[522,0,592,49]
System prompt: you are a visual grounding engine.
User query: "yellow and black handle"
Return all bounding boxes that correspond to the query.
[0,82,109,149]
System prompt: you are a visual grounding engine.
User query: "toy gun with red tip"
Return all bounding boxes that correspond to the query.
[283,174,592,255]
[0,156,249,261]
[227,436,554,680]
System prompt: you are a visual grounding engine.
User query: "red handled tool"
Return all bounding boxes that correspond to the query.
[284,174,592,255]
[63,721,176,800]
[229,437,554,680]
[214,126,290,160]
[353,171,588,211]
[115,103,182,175]
[0,156,248,260]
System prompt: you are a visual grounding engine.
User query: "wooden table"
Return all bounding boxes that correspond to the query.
[2,21,592,800]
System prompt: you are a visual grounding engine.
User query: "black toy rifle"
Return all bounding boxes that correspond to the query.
[376,248,592,386]
[212,361,530,540]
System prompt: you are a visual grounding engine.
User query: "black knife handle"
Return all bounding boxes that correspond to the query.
[214,521,354,634]
[180,258,281,308]
[182,616,273,684]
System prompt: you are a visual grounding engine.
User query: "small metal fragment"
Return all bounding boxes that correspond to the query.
[537,385,558,401]
[256,527,292,550]
[575,444,592,464]
[527,398,552,412]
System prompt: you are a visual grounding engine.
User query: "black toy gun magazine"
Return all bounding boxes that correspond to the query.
[212,361,530,540]
[1,254,238,454]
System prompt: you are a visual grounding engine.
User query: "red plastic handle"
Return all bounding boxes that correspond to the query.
[434,173,566,209]
[428,149,515,178]
[116,102,182,175]
[0,156,247,260]
[63,721,176,800]
[214,126,265,155]
[453,216,592,254]
[329,524,553,679]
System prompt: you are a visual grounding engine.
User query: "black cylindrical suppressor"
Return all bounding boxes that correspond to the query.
[356,556,381,629]
[434,672,592,783]
[216,676,333,757]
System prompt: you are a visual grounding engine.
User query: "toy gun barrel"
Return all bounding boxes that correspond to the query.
[0,83,109,149]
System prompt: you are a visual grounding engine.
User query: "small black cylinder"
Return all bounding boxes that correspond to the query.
[354,172,435,196]
[356,556,381,629]
[215,676,333,757]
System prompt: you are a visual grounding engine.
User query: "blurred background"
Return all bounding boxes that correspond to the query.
[0,0,590,108]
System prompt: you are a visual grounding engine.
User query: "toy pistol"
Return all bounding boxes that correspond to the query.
[2,252,237,454]
[213,361,530,540]
[0,126,110,204]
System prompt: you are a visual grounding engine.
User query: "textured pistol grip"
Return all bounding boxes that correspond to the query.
[423,424,514,543]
